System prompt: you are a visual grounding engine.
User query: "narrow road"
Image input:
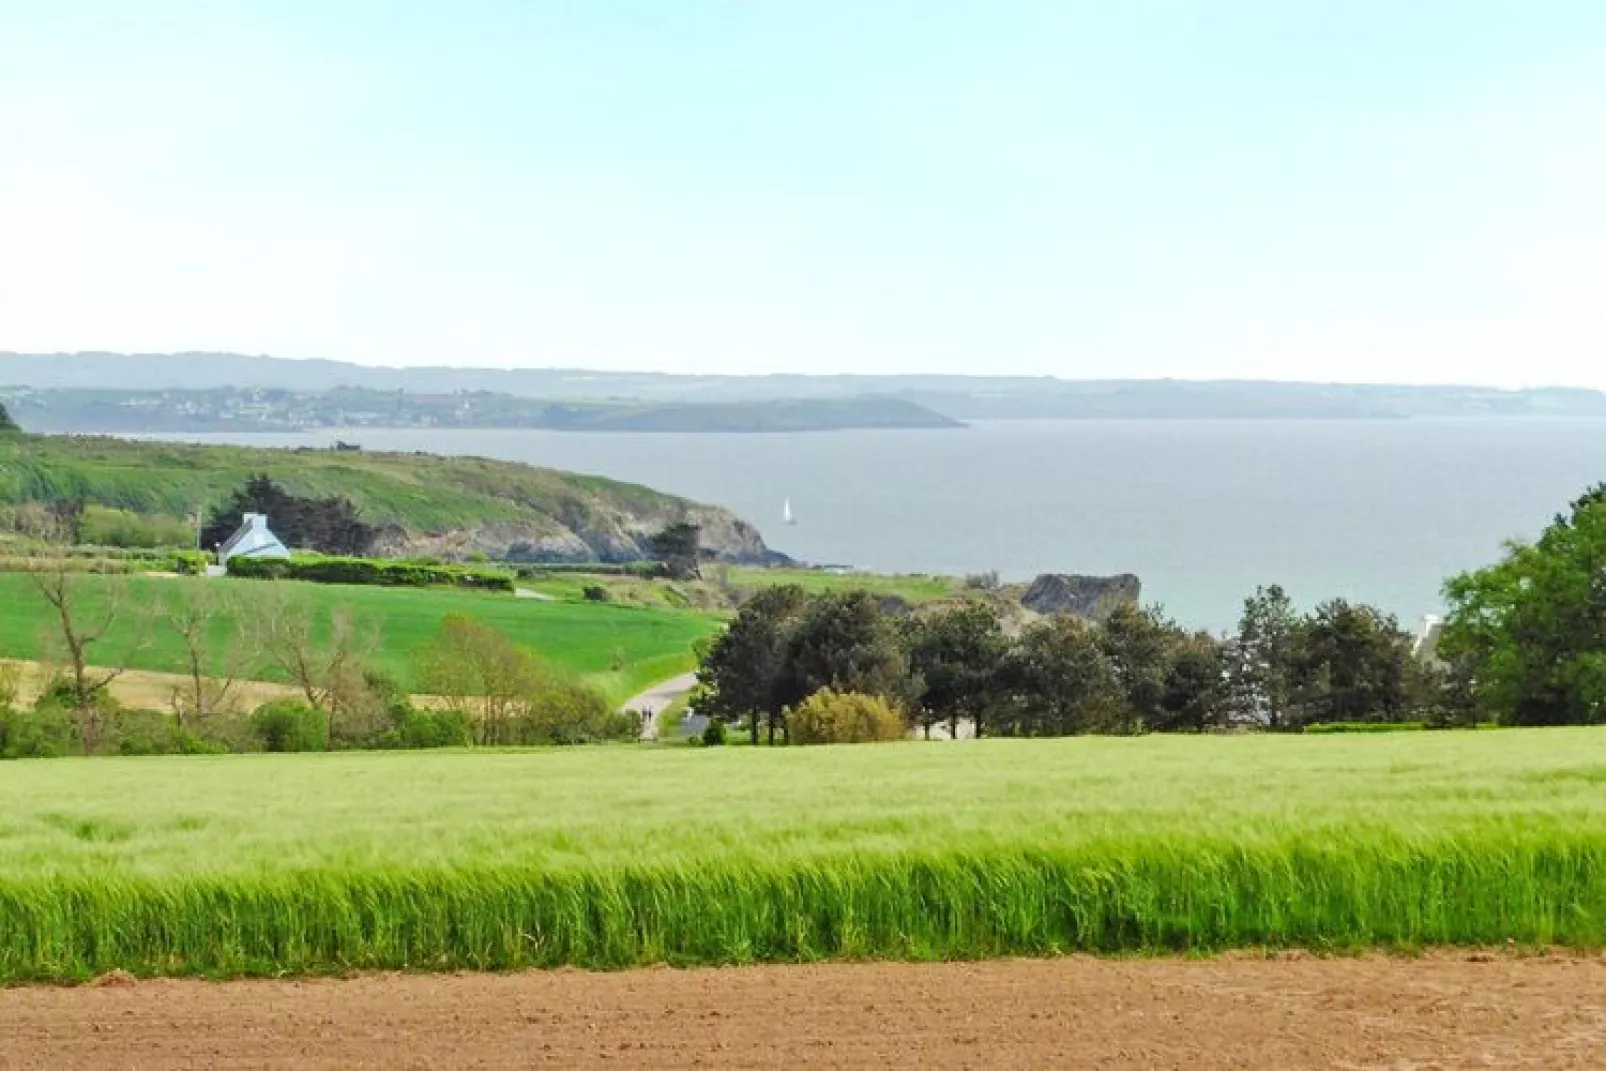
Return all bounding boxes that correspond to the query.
[618,672,700,740]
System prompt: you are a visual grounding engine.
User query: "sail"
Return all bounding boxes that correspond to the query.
[783,498,794,524]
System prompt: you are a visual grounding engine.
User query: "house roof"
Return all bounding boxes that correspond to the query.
[219,512,290,561]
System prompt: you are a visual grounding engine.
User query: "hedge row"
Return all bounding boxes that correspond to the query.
[227,556,515,592]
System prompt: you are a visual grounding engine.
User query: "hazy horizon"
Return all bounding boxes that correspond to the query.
[8,349,1606,394]
[5,3,1606,387]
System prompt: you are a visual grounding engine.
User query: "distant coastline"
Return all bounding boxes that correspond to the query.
[0,386,961,435]
[5,352,1605,422]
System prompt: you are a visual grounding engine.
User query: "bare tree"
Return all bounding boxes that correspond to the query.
[156,580,260,730]
[28,560,149,752]
[415,614,549,745]
[258,587,383,747]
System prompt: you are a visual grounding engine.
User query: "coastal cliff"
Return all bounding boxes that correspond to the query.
[0,433,787,566]
[1014,573,1142,620]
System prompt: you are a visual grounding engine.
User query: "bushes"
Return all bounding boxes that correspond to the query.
[79,506,193,550]
[107,708,221,756]
[0,704,74,759]
[381,708,474,750]
[250,701,328,753]
[520,683,637,745]
[229,555,515,592]
[788,689,906,745]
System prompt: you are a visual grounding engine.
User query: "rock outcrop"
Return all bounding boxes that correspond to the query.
[1018,573,1141,621]
[376,508,788,566]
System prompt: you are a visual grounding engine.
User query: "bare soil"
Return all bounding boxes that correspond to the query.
[2,659,298,713]
[3,954,1603,1069]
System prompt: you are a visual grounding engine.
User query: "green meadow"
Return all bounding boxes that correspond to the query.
[1,728,1603,980]
[0,573,719,702]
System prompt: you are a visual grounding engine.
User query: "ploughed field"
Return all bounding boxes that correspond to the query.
[2,730,1605,982]
[0,573,718,702]
[6,955,1605,1069]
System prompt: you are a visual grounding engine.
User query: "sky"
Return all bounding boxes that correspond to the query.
[2,2,1605,386]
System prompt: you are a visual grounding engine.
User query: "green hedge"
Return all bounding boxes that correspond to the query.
[228,555,515,592]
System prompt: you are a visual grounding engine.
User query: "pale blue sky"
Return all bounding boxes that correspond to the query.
[3,2,1605,384]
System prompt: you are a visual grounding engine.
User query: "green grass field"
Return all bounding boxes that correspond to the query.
[1,729,1603,980]
[0,573,719,702]
[517,566,966,610]
[724,566,964,602]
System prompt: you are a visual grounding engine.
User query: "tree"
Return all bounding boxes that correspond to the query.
[201,476,379,556]
[696,585,808,744]
[1441,485,1606,725]
[1290,599,1414,725]
[257,589,383,747]
[156,580,259,730]
[904,602,1007,738]
[1097,603,1176,732]
[415,615,550,745]
[0,401,19,433]
[997,616,1126,735]
[649,522,702,580]
[777,591,911,718]
[1156,631,1228,732]
[28,564,147,753]
[1226,584,1299,729]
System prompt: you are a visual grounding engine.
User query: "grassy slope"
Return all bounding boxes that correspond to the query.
[1,729,1603,978]
[0,574,719,702]
[0,432,681,535]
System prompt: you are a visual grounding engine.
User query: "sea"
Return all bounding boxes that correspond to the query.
[134,419,1606,634]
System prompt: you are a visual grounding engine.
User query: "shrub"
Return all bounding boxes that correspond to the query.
[250,700,328,753]
[228,555,514,592]
[380,709,474,750]
[108,708,221,756]
[0,662,19,711]
[582,584,609,603]
[964,570,1001,591]
[701,718,728,746]
[787,688,906,745]
[0,704,74,759]
[79,506,193,550]
[519,683,636,745]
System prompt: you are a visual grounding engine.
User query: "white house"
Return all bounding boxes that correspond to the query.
[217,513,291,565]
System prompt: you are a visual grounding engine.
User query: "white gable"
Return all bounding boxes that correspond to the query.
[219,513,291,562]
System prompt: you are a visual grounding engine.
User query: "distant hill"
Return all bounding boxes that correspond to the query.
[3,352,1605,419]
[0,432,786,564]
[0,386,959,434]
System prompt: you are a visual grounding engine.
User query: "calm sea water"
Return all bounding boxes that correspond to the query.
[140,420,1606,632]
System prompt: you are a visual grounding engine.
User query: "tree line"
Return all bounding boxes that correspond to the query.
[698,483,1606,740]
[693,583,1449,742]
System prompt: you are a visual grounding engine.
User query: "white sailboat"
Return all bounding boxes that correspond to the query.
[783,497,796,525]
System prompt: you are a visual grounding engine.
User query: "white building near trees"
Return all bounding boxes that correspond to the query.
[217,513,291,565]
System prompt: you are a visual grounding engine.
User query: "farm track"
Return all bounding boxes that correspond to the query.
[3,953,1604,1069]
[619,670,700,738]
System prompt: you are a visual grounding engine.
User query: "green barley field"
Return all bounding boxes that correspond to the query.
[2,729,1604,981]
[0,573,719,702]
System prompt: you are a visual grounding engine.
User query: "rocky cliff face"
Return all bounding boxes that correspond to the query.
[375,503,787,566]
[1016,573,1141,620]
